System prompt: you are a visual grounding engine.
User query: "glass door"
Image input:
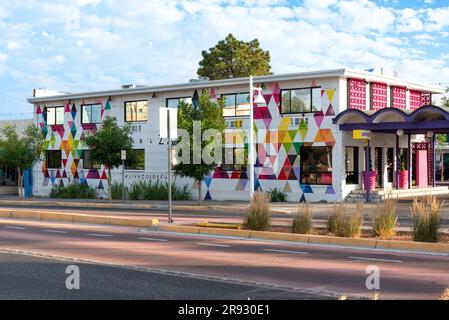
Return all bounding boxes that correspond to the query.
[375,147,383,188]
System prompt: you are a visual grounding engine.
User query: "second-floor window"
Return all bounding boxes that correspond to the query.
[167,97,192,109]
[222,93,250,117]
[280,87,321,114]
[82,104,102,124]
[125,100,148,122]
[46,106,64,125]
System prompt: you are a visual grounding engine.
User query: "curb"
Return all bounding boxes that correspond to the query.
[158,225,449,255]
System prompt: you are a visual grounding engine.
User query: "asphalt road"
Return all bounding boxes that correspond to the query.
[0,218,448,299]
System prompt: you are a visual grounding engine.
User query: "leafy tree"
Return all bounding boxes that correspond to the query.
[174,90,226,204]
[0,124,44,197]
[197,33,272,80]
[84,116,136,200]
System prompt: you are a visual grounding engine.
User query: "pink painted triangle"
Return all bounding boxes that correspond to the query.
[314,111,325,128]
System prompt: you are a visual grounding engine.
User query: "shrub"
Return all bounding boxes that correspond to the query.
[111,182,128,200]
[245,191,270,231]
[50,183,97,199]
[371,196,398,238]
[342,204,364,238]
[267,188,287,202]
[328,203,364,238]
[292,203,313,234]
[327,204,345,235]
[411,196,442,243]
[439,288,449,300]
[126,180,191,201]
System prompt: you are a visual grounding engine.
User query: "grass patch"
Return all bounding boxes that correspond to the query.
[267,188,287,202]
[126,180,191,201]
[50,183,97,199]
[292,203,313,234]
[245,191,270,231]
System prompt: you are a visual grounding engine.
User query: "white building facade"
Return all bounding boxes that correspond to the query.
[28,68,446,202]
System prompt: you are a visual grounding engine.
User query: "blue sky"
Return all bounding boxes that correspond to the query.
[1,0,449,120]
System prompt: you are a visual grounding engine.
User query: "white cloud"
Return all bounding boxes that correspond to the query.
[0,52,8,62]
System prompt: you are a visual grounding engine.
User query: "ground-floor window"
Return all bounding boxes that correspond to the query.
[436,150,449,182]
[82,150,101,169]
[345,147,358,184]
[125,149,145,171]
[221,147,246,171]
[46,150,61,169]
[300,146,332,185]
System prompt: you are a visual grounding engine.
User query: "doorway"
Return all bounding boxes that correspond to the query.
[375,147,383,188]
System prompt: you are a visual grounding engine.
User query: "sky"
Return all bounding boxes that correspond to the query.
[1,0,449,120]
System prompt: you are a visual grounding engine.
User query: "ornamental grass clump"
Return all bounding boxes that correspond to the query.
[371,196,398,238]
[328,203,364,238]
[411,196,442,243]
[292,203,313,234]
[245,191,270,231]
[327,204,345,236]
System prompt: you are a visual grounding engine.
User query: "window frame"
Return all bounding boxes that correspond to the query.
[221,147,247,172]
[166,96,192,109]
[124,100,149,123]
[81,103,103,124]
[46,150,62,169]
[345,146,359,185]
[221,92,250,118]
[125,149,145,171]
[280,86,322,114]
[45,106,65,126]
[82,150,101,170]
[300,146,333,185]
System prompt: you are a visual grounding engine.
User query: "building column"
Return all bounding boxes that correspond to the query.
[408,133,412,189]
[396,133,399,190]
[433,134,436,187]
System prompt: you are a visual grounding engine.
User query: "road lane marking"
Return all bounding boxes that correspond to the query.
[43,230,68,234]
[263,249,309,255]
[138,237,168,242]
[196,242,231,248]
[347,256,403,263]
[86,233,113,237]
[4,226,26,230]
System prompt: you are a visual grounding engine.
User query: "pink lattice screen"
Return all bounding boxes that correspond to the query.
[410,90,422,110]
[348,78,366,110]
[391,86,406,109]
[370,82,387,110]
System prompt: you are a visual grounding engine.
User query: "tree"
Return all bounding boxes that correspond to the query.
[197,33,272,80]
[174,90,226,204]
[83,116,136,200]
[0,124,44,197]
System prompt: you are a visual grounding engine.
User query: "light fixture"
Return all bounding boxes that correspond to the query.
[426,131,434,138]
[254,87,265,105]
[396,129,404,136]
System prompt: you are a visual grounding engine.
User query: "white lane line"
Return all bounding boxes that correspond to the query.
[43,230,68,234]
[4,226,26,230]
[263,249,309,255]
[348,256,403,263]
[138,237,168,242]
[196,242,231,248]
[86,233,113,238]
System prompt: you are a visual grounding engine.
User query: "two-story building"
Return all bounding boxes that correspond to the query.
[28,68,447,202]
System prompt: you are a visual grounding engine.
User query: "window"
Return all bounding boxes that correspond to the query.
[125,100,148,122]
[82,104,102,124]
[222,93,250,117]
[300,146,332,185]
[345,147,359,184]
[125,149,145,170]
[46,150,62,169]
[280,87,321,114]
[166,97,192,109]
[82,150,100,169]
[46,106,64,125]
[221,147,246,171]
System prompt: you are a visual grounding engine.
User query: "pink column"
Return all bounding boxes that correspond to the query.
[416,150,428,187]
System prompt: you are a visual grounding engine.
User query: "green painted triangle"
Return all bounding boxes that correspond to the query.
[288,129,297,142]
[298,118,308,140]
[293,142,302,154]
[105,100,111,110]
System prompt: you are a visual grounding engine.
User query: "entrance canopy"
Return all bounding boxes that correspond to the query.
[333,105,449,134]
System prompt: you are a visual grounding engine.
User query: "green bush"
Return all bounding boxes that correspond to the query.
[50,183,97,199]
[327,204,345,235]
[292,203,313,234]
[372,197,398,238]
[411,196,442,243]
[245,191,270,231]
[125,180,191,201]
[267,188,287,202]
[111,182,128,200]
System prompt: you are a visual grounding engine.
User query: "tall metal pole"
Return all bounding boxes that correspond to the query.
[408,133,412,189]
[365,140,370,203]
[121,158,125,200]
[168,110,173,223]
[249,75,255,201]
[395,133,399,190]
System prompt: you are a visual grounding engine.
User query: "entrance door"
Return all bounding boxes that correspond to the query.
[387,148,394,184]
[375,147,383,188]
